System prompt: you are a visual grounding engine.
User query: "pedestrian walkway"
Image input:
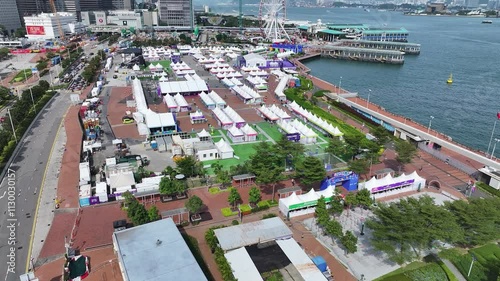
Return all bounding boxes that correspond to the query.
[442,259,467,281]
[254,125,277,144]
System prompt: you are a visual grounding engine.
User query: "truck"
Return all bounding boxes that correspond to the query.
[312,256,334,280]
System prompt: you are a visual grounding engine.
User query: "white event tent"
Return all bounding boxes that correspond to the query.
[216,139,234,159]
[208,90,226,108]
[289,101,343,137]
[279,187,337,218]
[158,80,208,95]
[290,119,317,144]
[359,171,426,199]
[199,92,216,109]
[212,107,233,129]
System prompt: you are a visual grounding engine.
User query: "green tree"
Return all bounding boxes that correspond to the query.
[326,137,350,157]
[329,198,344,217]
[274,135,305,168]
[249,142,283,200]
[122,191,150,225]
[325,219,343,238]
[340,231,358,254]
[355,188,372,207]
[185,195,204,214]
[445,197,500,246]
[227,188,241,208]
[216,169,231,188]
[395,141,417,164]
[36,61,48,70]
[367,196,463,264]
[0,48,10,60]
[371,126,391,145]
[315,196,329,227]
[148,205,161,222]
[248,186,261,204]
[14,28,26,38]
[344,192,358,210]
[348,159,369,177]
[162,166,178,178]
[159,176,179,197]
[295,156,326,186]
[175,155,198,177]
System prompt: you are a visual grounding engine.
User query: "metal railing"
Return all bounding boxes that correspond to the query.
[418,143,477,176]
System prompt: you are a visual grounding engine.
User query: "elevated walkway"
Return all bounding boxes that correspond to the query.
[336,95,500,170]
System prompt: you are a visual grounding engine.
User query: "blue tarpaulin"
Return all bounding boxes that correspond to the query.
[311,256,327,272]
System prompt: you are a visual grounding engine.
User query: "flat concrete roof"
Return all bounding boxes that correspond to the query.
[113,218,207,281]
[276,239,327,281]
[224,247,263,281]
[214,217,293,251]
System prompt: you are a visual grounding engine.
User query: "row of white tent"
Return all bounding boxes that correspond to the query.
[148,63,165,71]
[212,106,246,128]
[184,73,203,81]
[231,85,262,104]
[171,62,191,71]
[241,65,261,72]
[204,62,230,70]
[275,74,292,101]
[289,101,343,137]
[248,70,269,77]
[227,124,258,142]
[131,78,165,136]
[199,91,226,109]
[209,66,235,74]
[258,104,291,122]
[278,119,318,144]
[359,171,426,196]
[221,77,243,88]
[246,76,267,86]
[163,93,189,112]
[216,72,243,79]
[279,187,338,218]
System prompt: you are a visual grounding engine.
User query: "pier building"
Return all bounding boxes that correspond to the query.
[313,45,405,64]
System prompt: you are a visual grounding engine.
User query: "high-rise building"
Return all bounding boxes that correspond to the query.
[78,0,103,11]
[23,12,78,40]
[0,0,22,35]
[16,0,51,24]
[158,0,193,29]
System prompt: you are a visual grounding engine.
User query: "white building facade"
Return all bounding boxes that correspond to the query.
[23,13,78,41]
[158,0,193,29]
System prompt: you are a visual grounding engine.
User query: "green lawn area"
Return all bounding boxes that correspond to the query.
[375,260,451,281]
[221,207,238,217]
[141,60,172,72]
[256,122,283,142]
[10,69,33,83]
[203,142,259,174]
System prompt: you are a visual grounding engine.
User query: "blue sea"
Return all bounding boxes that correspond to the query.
[211,5,500,156]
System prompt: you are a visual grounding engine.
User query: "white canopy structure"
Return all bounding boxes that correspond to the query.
[359,171,426,199]
[199,92,216,109]
[197,129,211,139]
[158,80,208,95]
[132,64,140,71]
[221,78,235,88]
[269,105,291,121]
[212,107,233,129]
[215,139,234,159]
[290,119,317,144]
[208,90,226,108]
[258,105,279,122]
[228,125,245,143]
[230,77,243,86]
[174,93,190,111]
[223,106,246,128]
[277,120,299,135]
[241,124,258,142]
[163,94,178,112]
[279,188,340,218]
[190,111,207,124]
[276,239,327,281]
[289,101,343,137]
[275,75,291,101]
[232,85,262,104]
[225,248,263,281]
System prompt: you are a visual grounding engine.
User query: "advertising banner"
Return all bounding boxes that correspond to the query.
[26,26,45,35]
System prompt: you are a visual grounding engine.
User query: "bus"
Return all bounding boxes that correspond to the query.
[0,40,30,49]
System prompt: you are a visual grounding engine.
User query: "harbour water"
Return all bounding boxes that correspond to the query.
[211,5,500,156]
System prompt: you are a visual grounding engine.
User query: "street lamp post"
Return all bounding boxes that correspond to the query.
[338,76,342,95]
[487,119,498,156]
[7,108,17,143]
[490,138,500,159]
[367,89,371,108]
[427,116,434,133]
[23,68,36,112]
[467,254,476,277]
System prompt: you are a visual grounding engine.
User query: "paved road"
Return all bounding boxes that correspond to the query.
[0,92,71,281]
[442,259,467,281]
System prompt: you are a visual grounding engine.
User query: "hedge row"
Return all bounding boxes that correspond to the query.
[475,181,500,198]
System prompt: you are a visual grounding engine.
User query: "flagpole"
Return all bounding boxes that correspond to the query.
[487,118,498,156]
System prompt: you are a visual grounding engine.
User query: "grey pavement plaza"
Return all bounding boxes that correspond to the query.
[301,192,455,281]
[0,93,71,281]
[128,144,176,173]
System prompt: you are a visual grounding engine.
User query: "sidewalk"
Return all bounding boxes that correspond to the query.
[30,111,67,264]
[442,259,467,281]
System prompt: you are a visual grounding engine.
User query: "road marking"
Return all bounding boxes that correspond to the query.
[0,191,6,199]
[25,107,67,273]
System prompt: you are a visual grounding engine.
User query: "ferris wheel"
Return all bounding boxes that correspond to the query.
[259,0,290,42]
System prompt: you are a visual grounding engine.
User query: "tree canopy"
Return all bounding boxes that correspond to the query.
[395,140,417,164]
[295,156,326,186]
[228,188,241,208]
[159,176,186,196]
[185,195,204,214]
[248,186,261,204]
[366,195,463,264]
[348,159,369,177]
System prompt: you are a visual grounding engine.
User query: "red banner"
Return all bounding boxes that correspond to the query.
[26,25,46,35]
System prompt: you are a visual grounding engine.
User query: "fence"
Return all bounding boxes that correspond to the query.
[418,143,477,176]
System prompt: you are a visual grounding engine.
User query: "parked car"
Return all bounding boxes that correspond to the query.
[113,75,118,79]
[122,116,134,124]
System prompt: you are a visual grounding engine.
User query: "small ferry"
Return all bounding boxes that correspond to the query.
[482,20,493,24]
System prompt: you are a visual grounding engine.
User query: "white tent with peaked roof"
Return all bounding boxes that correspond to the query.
[216,139,234,159]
